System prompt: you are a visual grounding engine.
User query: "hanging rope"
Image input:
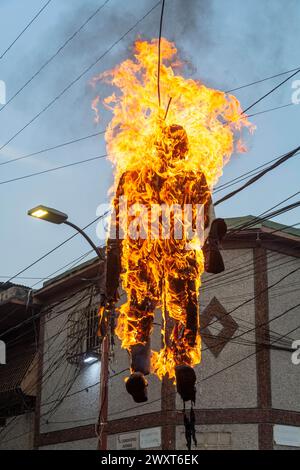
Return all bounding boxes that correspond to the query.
[157,0,166,107]
[183,402,197,450]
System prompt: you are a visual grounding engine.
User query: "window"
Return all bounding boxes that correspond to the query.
[67,303,101,364]
[274,425,300,447]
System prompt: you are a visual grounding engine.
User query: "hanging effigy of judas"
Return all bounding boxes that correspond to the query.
[93,38,253,405]
[105,123,227,404]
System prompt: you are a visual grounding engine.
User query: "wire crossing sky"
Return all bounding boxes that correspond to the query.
[0,0,299,284]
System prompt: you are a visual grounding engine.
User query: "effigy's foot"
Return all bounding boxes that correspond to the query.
[175,365,196,403]
[125,372,148,403]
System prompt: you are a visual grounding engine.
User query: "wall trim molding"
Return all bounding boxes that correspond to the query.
[253,247,272,449]
[37,407,300,447]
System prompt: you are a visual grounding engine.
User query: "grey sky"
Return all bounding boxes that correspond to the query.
[0,0,299,287]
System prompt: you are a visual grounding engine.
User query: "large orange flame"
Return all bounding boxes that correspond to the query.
[93,38,253,380]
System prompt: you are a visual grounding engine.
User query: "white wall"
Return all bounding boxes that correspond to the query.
[0,413,34,450]
[268,251,300,411]
[39,288,101,434]
[176,423,259,450]
[182,248,257,410]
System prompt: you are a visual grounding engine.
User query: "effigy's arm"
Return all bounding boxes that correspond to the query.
[194,173,227,274]
[105,173,126,303]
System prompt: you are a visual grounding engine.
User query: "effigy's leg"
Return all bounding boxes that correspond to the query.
[116,289,157,372]
[115,250,159,402]
[127,295,156,375]
[166,275,201,368]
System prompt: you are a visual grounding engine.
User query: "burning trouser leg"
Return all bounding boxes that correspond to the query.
[123,296,156,403]
[127,296,156,375]
[165,258,201,403]
[117,258,159,403]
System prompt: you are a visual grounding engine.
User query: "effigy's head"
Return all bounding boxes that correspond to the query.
[156,124,189,164]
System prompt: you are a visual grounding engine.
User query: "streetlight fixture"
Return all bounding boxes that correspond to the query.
[28,205,68,224]
[28,204,102,259]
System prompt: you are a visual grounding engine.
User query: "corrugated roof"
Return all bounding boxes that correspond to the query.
[0,282,30,292]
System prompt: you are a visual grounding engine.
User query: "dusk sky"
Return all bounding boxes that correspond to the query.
[0,0,299,287]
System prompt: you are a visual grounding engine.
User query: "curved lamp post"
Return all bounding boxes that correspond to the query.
[28,204,109,449]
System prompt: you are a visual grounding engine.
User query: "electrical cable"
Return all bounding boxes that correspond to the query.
[0,1,110,112]
[0,1,161,154]
[226,66,300,94]
[0,1,52,60]
[0,153,107,186]
[214,147,300,206]
[0,210,108,289]
[0,130,105,167]
[157,0,165,107]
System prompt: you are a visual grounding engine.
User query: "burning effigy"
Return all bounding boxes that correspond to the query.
[93,38,252,405]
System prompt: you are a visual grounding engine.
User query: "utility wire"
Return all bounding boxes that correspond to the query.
[226,66,300,93]
[0,1,161,154]
[0,1,110,113]
[2,256,299,436]
[201,323,300,383]
[0,102,296,169]
[30,249,96,288]
[0,131,105,167]
[228,194,300,234]
[157,0,165,107]
[106,319,300,420]
[0,153,107,186]
[248,102,295,119]
[214,150,299,193]
[0,211,108,289]
[0,1,52,60]
[0,247,94,280]
[1,141,298,197]
[214,146,300,206]
[242,68,300,115]
[204,264,300,335]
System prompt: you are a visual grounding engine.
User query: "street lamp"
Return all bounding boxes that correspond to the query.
[28,204,102,259]
[28,204,109,449]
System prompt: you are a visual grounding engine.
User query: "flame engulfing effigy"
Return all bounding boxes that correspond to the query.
[93,38,252,382]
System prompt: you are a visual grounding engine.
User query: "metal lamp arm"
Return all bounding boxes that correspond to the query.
[63,220,103,261]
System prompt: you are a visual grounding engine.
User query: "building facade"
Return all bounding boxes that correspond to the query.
[0,217,299,450]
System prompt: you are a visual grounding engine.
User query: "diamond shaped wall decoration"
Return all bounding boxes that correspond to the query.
[201,297,239,357]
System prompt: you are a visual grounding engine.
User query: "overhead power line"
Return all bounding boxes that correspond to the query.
[0,101,296,170]
[0,0,110,113]
[0,153,107,186]
[106,317,300,420]
[0,1,161,154]
[214,146,300,206]
[1,211,108,289]
[157,0,166,107]
[0,0,52,60]
[228,193,300,234]
[248,102,295,119]
[0,130,105,166]
[202,322,300,383]
[226,66,300,93]
[242,68,300,115]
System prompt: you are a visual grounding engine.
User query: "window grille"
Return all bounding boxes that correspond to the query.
[66,304,101,364]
